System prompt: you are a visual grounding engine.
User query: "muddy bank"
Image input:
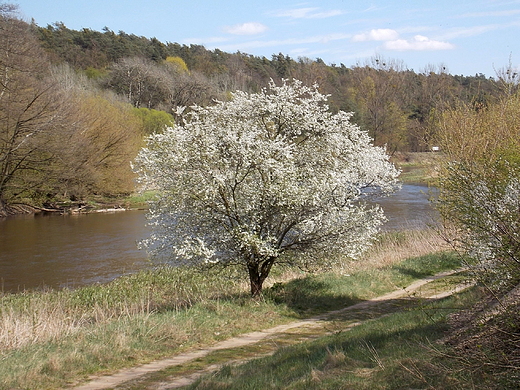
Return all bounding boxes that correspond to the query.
[0,201,128,218]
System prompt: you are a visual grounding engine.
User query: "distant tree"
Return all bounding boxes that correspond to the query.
[292,56,329,87]
[406,65,460,152]
[210,53,256,94]
[166,70,215,110]
[105,56,215,111]
[105,56,172,108]
[348,57,409,152]
[164,56,189,73]
[494,57,519,97]
[131,107,174,135]
[134,80,400,296]
[271,53,294,79]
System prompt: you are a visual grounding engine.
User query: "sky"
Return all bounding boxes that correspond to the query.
[13,0,520,77]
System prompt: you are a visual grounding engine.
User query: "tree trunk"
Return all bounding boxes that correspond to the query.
[0,197,6,218]
[247,256,276,297]
[248,266,265,297]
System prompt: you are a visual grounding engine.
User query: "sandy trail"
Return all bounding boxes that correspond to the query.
[71,269,468,390]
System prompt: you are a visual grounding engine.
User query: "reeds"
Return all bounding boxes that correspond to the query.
[0,266,248,352]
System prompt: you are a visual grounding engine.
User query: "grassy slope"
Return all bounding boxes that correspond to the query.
[392,151,443,184]
[0,231,460,390]
[188,288,481,390]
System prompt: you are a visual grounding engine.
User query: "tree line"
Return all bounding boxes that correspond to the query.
[33,21,508,153]
[0,3,514,214]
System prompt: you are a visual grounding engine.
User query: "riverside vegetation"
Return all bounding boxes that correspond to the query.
[1,3,519,388]
[1,3,517,216]
[1,155,517,389]
[0,228,510,390]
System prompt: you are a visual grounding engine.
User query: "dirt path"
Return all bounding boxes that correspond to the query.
[71,269,469,390]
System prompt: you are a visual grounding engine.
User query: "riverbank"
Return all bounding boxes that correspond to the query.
[0,229,453,389]
[1,153,440,218]
[391,151,443,184]
[0,191,155,218]
[1,226,516,389]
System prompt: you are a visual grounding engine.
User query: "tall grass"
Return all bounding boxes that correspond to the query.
[0,229,457,389]
[0,266,249,351]
[355,228,448,271]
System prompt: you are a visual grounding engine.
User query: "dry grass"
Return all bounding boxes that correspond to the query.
[0,230,446,353]
[347,229,448,272]
[0,267,249,352]
[0,298,84,350]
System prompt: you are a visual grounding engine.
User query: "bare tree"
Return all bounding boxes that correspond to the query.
[105,56,172,109]
[0,12,69,213]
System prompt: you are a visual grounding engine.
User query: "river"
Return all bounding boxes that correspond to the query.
[0,184,436,292]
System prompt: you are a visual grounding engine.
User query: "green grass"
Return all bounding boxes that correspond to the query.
[123,190,157,209]
[188,287,482,390]
[0,240,463,390]
[264,251,462,316]
[393,151,442,184]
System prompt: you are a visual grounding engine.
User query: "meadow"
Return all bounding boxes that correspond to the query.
[0,229,468,389]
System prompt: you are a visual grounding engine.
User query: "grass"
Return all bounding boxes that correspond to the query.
[188,288,481,390]
[392,151,443,184]
[122,190,157,209]
[0,229,459,389]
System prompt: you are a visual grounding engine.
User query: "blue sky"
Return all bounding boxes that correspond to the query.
[14,0,520,77]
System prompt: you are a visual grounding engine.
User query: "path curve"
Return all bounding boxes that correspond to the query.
[71,268,469,390]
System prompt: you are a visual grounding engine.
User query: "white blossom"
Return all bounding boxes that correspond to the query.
[134,79,400,295]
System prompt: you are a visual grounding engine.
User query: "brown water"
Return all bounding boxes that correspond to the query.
[377,183,438,230]
[0,184,436,292]
[0,210,151,292]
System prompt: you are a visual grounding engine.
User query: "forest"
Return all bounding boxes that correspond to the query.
[0,3,516,215]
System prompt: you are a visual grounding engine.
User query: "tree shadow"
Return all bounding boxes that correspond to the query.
[391,265,433,280]
[190,293,462,390]
[263,277,364,317]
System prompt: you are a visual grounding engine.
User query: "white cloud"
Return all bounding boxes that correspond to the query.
[383,35,455,51]
[274,7,343,19]
[223,22,268,35]
[352,29,399,42]
[439,25,500,40]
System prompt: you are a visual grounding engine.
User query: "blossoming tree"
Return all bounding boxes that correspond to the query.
[134,79,400,296]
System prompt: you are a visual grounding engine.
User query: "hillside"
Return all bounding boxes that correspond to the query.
[0,5,516,213]
[33,22,503,153]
